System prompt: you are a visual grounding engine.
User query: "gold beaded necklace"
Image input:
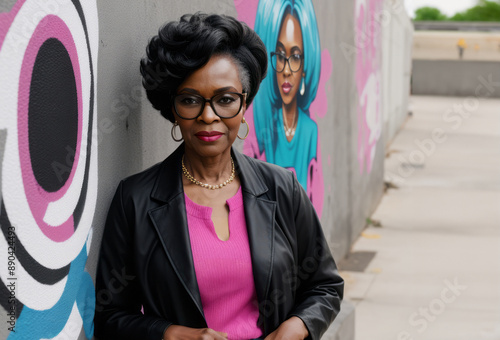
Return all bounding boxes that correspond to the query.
[181,155,235,190]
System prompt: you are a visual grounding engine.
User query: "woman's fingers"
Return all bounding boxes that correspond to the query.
[203,328,227,340]
[215,330,228,338]
[263,332,275,340]
[164,325,227,340]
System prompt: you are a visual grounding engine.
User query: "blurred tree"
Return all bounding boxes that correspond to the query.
[450,0,500,21]
[414,7,448,21]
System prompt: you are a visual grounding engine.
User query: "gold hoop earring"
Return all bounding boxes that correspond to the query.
[171,121,183,142]
[237,118,249,140]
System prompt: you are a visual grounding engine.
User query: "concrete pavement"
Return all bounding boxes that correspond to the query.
[341,95,500,339]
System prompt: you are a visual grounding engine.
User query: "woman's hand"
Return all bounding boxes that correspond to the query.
[163,325,228,340]
[264,316,309,340]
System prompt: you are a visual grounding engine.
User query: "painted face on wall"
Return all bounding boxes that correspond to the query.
[275,13,304,106]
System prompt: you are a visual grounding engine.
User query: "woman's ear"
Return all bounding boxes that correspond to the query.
[242,93,248,116]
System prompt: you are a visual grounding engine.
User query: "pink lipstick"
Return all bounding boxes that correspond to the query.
[282,81,292,94]
[195,131,223,142]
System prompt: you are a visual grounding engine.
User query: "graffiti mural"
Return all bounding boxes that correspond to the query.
[0,0,98,338]
[235,0,330,217]
[355,0,383,174]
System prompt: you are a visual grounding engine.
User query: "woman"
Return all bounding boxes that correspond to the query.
[95,13,343,340]
[251,0,322,202]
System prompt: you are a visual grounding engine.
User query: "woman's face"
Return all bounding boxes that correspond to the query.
[174,55,245,159]
[276,13,304,106]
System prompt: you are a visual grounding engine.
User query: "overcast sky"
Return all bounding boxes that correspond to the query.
[405,0,478,17]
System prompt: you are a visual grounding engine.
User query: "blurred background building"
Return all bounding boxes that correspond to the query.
[412,21,500,97]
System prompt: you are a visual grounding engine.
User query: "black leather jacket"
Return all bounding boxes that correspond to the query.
[95,145,343,340]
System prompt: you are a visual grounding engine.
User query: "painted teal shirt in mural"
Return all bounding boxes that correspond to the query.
[257,108,317,191]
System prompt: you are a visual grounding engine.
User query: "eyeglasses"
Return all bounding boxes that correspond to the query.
[270,52,303,73]
[173,92,247,120]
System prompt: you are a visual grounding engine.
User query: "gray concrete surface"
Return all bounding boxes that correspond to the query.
[382,0,413,147]
[0,0,16,12]
[314,0,356,261]
[342,95,500,339]
[412,59,500,98]
[323,300,356,340]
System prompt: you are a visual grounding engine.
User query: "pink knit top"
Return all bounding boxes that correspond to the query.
[184,187,262,340]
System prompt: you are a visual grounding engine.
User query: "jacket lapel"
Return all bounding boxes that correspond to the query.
[233,150,275,331]
[148,145,205,319]
[243,194,275,324]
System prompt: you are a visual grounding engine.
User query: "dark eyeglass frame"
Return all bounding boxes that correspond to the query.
[172,92,247,120]
[270,51,303,73]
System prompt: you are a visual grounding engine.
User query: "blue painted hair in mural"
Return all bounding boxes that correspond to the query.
[253,0,321,153]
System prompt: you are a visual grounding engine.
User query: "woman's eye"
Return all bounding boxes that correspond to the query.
[292,54,302,61]
[217,96,236,105]
[275,53,285,61]
[180,97,200,105]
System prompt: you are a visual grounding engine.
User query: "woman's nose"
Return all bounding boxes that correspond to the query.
[283,61,292,76]
[198,102,220,123]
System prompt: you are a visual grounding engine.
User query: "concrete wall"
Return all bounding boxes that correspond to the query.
[382,0,414,146]
[337,0,413,256]
[412,60,500,98]
[0,0,411,338]
[347,0,386,258]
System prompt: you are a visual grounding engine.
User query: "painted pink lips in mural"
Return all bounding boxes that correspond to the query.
[281,81,292,94]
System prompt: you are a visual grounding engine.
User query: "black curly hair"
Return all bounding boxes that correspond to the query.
[140,13,268,123]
